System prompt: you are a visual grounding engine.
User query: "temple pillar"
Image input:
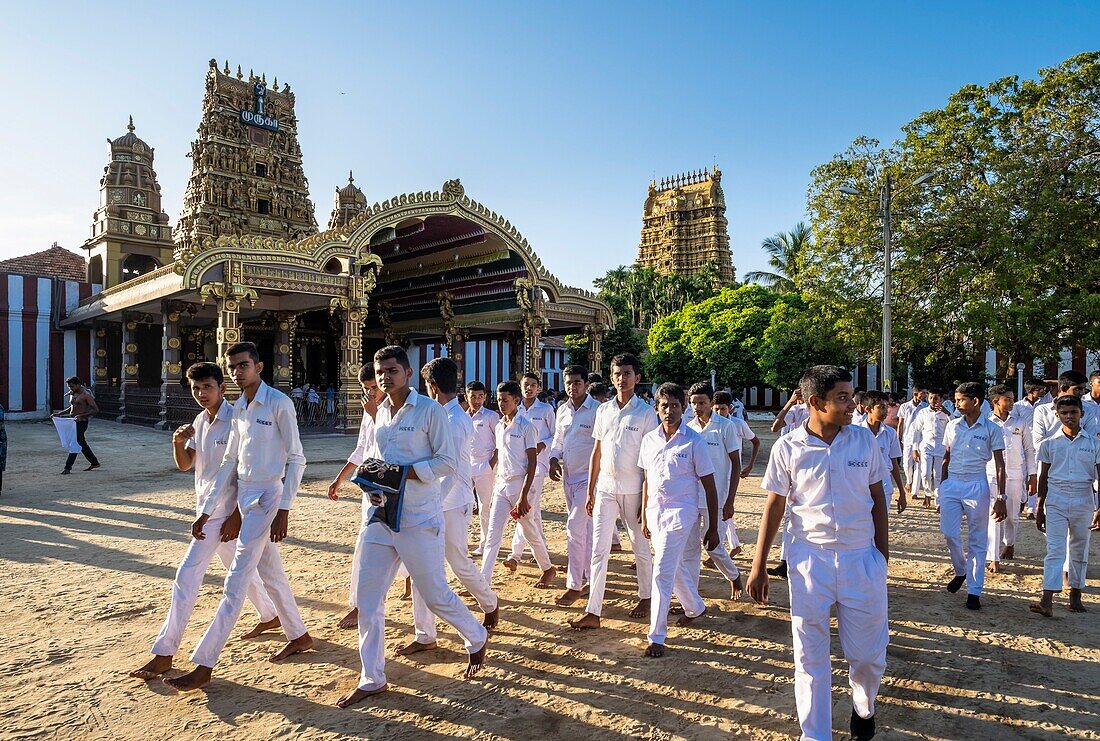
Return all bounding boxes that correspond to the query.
[525,322,543,375]
[507,331,525,380]
[156,301,184,430]
[273,312,296,393]
[118,314,140,422]
[92,323,109,388]
[446,327,470,386]
[585,323,607,376]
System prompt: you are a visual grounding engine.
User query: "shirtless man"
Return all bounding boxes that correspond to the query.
[52,376,100,474]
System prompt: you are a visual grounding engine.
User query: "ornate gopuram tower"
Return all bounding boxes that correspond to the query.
[327,171,368,229]
[83,117,175,289]
[636,166,734,283]
[173,59,318,256]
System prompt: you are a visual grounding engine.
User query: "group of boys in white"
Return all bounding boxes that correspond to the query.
[126,338,1100,740]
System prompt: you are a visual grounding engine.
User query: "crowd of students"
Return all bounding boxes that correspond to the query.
[126,341,1100,740]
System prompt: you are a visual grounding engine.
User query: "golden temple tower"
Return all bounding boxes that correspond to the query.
[636,166,734,282]
[173,59,318,257]
[327,171,368,229]
[82,117,175,288]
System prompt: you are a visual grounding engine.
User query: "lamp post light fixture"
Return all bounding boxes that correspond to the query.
[839,171,933,393]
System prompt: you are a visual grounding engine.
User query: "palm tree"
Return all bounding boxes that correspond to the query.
[594,265,630,296]
[744,222,810,293]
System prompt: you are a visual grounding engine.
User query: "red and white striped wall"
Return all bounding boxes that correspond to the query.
[0,274,96,417]
[406,339,567,394]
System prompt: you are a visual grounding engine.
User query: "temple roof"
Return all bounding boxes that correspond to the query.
[0,243,86,281]
[110,116,153,155]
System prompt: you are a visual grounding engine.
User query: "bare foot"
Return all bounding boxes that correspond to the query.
[987,561,1000,574]
[610,543,623,553]
[645,642,665,657]
[569,612,601,630]
[731,576,744,600]
[336,683,388,708]
[395,639,437,656]
[1029,602,1054,618]
[629,598,651,619]
[1001,545,1014,560]
[129,655,172,679]
[503,558,519,573]
[1069,589,1087,613]
[464,639,488,679]
[458,589,473,598]
[271,633,314,662]
[676,607,706,628]
[555,587,588,606]
[400,576,413,600]
[482,607,500,631]
[164,666,212,692]
[534,566,557,589]
[337,608,358,630]
[668,601,685,616]
[729,545,743,557]
[702,558,716,570]
[240,616,282,639]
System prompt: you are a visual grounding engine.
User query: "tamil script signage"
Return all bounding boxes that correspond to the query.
[240,82,280,132]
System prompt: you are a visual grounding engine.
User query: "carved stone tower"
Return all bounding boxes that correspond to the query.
[82,117,175,289]
[173,59,318,257]
[636,166,734,283]
[327,171,368,229]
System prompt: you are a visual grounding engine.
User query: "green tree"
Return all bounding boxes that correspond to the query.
[743,222,811,293]
[564,293,645,376]
[758,299,853,390]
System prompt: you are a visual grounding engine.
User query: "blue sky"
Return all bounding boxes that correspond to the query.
[1,1,1097,290]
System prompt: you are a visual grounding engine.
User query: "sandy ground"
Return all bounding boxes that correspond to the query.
[1,418,1098,740]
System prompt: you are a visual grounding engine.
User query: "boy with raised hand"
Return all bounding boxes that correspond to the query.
[1030,395,1100,617]
[506,373,557,570]
[913,389,951,507]
[938,382,1007,610]
[896,387,928,501]
[984,385,1035,570]
[396,358,500,657]
[570,353,659,630]
[714,390,761,556]
[129,362,279,681]
[465,380,499,556]
[686,383,744,599]
[326,364,383,630]
[478,380,556,587]
[747,366,890,741]
[549,365,601,606]
[640,383,720,657]
[166,342,312,692]
[856,390,907,513]
[338,346,487,708]
[771,388,809,436]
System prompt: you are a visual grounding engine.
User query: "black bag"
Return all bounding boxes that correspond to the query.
[352,459,408,532]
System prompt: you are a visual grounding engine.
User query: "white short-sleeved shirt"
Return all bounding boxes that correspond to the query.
[550,395,600,484]
[517,399,556,474]
[780,404,810,436]
[943,415,1005,478]
[1032,400,1099,449]
[1012,399,1042,427]
[762,423,889,550]
[347,413,377,467]
[440,398,475,511]
[187,401,237,519]
[730,399,746,420]
[852,410,868,427]
[855,419,902,494]
[468,404,499,461]
[638,422,715,529]
[1037,428,1100,493]
[495,413,538,480]
[915,407,951,456]
[729,415,757,441]
[592,394,659,494]
[898,399,928,446]
[688,413,740,508]
[986,412,1035,480]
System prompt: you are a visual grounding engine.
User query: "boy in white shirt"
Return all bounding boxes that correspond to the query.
[549,365,602,606]
[856,390,907,512]
[1032,370,1092,448]
[984,385,1035,570]
[129,362,279,680]
[640,383,720,657]
[1030,395,1100,617]
[852,390,868,427]
[714,390,760,556]
[479,380,556,588]
[939,382,1007,610]
[465,381,499,556]
[338,346,487,708]
[687,383,744,598]
[896,387,928,500]
[396,358,499,656]
[747,365,890,741]
[913,389,951,507]
[166,343,312,692]
[771,388,809,436]
[327,365,383,630]
[1012,379,1049,428]
[570,353,659,630]
[506,373,557,570]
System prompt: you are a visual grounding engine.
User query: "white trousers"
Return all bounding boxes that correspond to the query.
[562,479,593,590]
[938,475,990,596]
[986,475,1024,561]
[779,506,792,561]
[508,472,547,561]
[585,490,653,616]
[725,516,741,550]
[412,503,498,643]
[150,513,277,656]
[480,476,552,580]
[1042,486,1094,591]
[788,540,888,741]
[648,510,704,645]
[920,452,944,502]
[902,444,921,494]
[701,507,740,586]
[355,515,487,692]
[190,481,308,668]
[348,492,372,606]
[471,462,496,549]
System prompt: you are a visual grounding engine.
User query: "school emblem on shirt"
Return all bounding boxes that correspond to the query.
[848,460,869,468]
[625,425,640,432]
[398,426,415,432]
[256,419,273,426]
